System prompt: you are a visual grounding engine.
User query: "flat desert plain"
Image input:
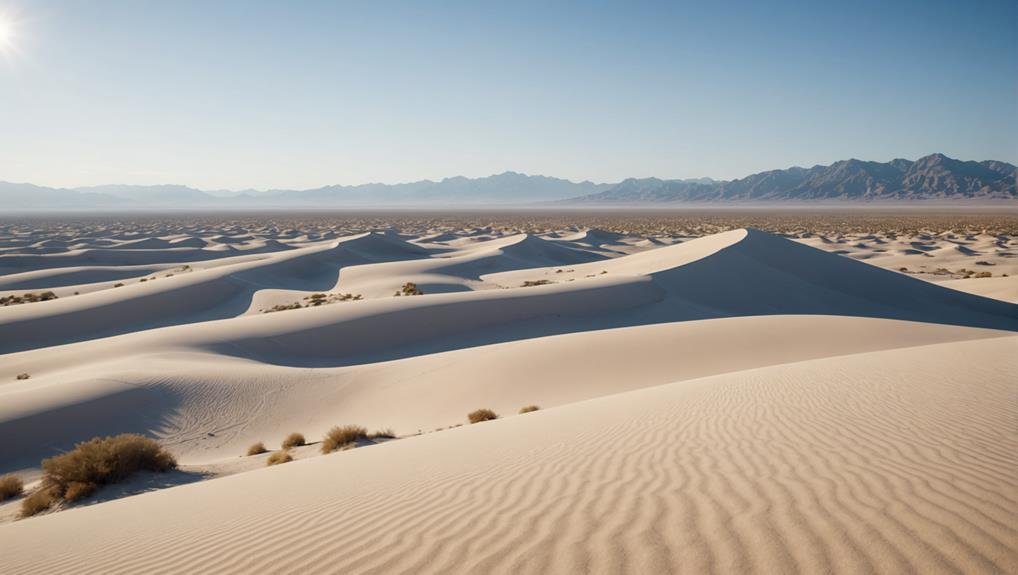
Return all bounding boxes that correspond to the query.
[0,211,1016,574]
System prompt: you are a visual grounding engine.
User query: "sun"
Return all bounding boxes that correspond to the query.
[0,15,12,49]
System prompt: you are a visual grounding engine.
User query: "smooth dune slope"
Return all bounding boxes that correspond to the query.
[1,315,1008,470]
[1,336,1015,574]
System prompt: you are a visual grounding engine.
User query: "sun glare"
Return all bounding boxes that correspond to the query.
[0,15,12,50]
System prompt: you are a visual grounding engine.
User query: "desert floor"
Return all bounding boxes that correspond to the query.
[0,210,1015,574]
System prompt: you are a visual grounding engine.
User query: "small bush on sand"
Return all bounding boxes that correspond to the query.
[281,433,306,449]
[41,434,176,503]
[322,425,368,454]
[0,474,24,501]
[394,282,423,296]
[266,451,293,466]
[19,487,58,518]
[16,373,30,380]
[369,429,396,439]
[246,442,268,456]
[519,405,540,414]
[468,409,498,424]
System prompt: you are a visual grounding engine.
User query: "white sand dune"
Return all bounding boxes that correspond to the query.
[0,222,1015,573]
[1,336,1014,574]
[1,315,1008,470]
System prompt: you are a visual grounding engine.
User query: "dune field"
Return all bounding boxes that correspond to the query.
[0,212,1015,574]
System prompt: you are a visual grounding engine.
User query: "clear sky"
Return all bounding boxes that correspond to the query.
[1,0,1015,190]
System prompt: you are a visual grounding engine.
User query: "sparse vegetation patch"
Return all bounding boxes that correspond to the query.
[0,474,24,501]
[394,282,423,296]
[261,292,362,313]
[468,409,499,424]
[247,442,268,456]
[266,451,293,466]
[1,291,58,306]
[39,434,177,505]
[322,425,368,454]
[281,433,306,449]
[519,405,540,414]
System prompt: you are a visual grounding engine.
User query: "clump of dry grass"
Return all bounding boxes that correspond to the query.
[468,409,499,424]
[0,474,24,501]
[369,429,396,440]
[266,451,293,466]
[322,425,368,453]
[19,487,58,518]
[519,405,540,414]
[394,282,423,296]
[281,433,306,449]
[16,373,30,380]
[246,442,268,456]
[40,434,176,504]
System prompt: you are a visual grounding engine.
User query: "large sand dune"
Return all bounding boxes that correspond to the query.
[1,336,1014,574]
[0,217,1014,574]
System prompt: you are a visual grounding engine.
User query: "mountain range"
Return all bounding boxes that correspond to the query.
[2,154,1014,210]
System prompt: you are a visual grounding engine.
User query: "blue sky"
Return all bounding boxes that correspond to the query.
[1,0,1015,189]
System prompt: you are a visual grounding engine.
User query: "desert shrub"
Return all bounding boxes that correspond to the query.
[369,429,396,439]
[519,405,540,414]
[16,373,30,380]
[266,451,293,466]
[41,433,177,503]
[0,474,24,501]
[19,487,57,518]
[281,433,306,449]
[247,442,268,456]
[113,283,125,288]
[395,282,423,296]
[468,409,499,424]
[322,425,368,454]
[521,279,552,287]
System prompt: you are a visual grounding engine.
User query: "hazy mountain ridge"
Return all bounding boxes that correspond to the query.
[573,154,1017,202]
[1,154,1013,209]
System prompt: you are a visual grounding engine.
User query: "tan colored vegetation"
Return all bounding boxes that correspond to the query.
[16,373,30,380]
[468,409,499,424]
[19,487,58,518]
[369,429,396,439]
[281,433,306,449]
[34,434,176,509]
[0,474,24,501]
[266,451,293,466]
[322,425,368,454]
[246,442,268,456]
[262,292,363,313]
[519,405,540,414]
[1,291,57,306]
[394,282,423,296]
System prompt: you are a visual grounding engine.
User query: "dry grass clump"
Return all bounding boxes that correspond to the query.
[521,279,552,287]
[246,442,268,456]
[19,487,58,518]
[0,291,58,306]
[468,409,499,424]
[16,372,30,380]
[40,434,176,504]
[322,425,368,453]
[519,405,540,414]
[394,282,423,296]
[281,433,306,449]
[266,451,293,466]
[369,429,396,439]
[0,474,24,501]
